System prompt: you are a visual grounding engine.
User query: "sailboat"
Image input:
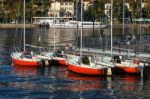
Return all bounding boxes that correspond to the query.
[50,0,67,66]
[112,0,144,74]
[66,0,113,75]
[11,0,42,67]
[52,48,67,66]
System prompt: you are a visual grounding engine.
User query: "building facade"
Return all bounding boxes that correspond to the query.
[48,1,75,17]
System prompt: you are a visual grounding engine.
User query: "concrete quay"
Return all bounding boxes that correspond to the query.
[0,23,150,29]
[0,24,37,28]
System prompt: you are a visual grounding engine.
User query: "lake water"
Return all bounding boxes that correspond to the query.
[0,28,150,99]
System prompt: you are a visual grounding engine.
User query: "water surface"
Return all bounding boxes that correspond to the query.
[0,28,150,99]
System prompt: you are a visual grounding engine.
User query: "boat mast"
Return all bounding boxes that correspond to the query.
[23,0,25,51]
[54,0,56,51]
[80,0,83,57]
[111,0,113,56]
[122,0,125,40]
[75,0,78,47]
[92,0,95,37]
[140,0,142,41]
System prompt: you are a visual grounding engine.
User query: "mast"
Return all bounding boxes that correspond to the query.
[80,0,83,57]
[122,0,125,40]
[23,0,25,51]
[92,0,95,37]
[140,0,142,41]
[75,0,78,47]
[111,0,113,56]
[54,0,56,51]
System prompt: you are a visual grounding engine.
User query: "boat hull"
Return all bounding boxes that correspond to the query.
[113,66,140,74]
[67,63,108,75]
[12,57,40,67]
[52,57,66,66]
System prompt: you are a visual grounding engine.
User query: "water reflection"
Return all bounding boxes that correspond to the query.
[12,65,38,76]
[65,72,102,91]
[5,64,150,98]
[113,75,142,92]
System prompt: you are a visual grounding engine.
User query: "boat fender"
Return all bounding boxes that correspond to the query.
[107,68,112,76]
[139,62,144,67]
[45,60,49,66]
[119,56,122,60]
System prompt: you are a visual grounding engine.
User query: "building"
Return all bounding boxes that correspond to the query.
[48,0,91,17]
[48,1,75,17]
[104,0,148,17]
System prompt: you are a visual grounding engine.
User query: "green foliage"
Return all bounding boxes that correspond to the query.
[144,1,150,18]
[84,0,105,21]
[129,0,139,19]
[1,0,150,23]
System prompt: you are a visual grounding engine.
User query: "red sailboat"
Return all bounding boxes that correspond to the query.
[11,1,42,67]
[66,0,113,75]
[52,49,67,66]
[113,56,143,74]
[11,52,41,67]
[112,0,144,74]
[67,54,113,75]
[49,0,67,66]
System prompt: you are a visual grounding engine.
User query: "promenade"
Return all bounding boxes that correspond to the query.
[0,24,37,28]
[0,23,149,28]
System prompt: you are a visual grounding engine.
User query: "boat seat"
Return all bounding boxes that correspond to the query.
[81,56,90,65]
[24,55,32,59]
[113,55,121,63]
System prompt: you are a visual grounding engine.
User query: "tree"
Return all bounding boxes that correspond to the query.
[84,0,105,21]
[129,0,139,21]
[144,0,150,18]
[84,5,93,21]
[94,0,105,21]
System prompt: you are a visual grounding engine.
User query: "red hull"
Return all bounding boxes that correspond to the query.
[53,58,66,66]
[12,57,40,67]
[114,66,140,74]
[67,63,107,75]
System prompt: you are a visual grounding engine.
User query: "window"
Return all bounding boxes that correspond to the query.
[69,2,72,5]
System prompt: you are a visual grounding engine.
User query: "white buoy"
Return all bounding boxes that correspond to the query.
[45,60,49,66]
[107,67,112,76]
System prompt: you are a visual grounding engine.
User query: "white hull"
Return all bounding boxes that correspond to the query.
[49,21,108,29]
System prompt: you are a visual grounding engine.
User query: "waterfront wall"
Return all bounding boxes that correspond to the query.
[0,24,37,28]
[0,23,150,35]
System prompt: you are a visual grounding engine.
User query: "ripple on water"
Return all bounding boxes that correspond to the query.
[0,46,150,98]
